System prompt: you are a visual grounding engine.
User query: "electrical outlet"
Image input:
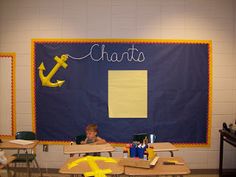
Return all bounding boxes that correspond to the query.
[43,144,48,152]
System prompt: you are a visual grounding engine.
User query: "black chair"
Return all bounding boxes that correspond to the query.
[70,134,87,157]
[133,133,148,143]
[13,131,42,177]
[75,134,86,144]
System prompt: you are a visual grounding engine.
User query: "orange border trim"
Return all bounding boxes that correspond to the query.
[0,52,16,139]
[31,39,212,147]
[31,40,36,134]
[207,41,212,148]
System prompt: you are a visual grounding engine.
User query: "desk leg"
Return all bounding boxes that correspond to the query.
[70,154,74,157]
[170,151,174,157]
[108,152,112,157]
[13,162,16,177]
[219,133,224,177]
[34,158,43,177]
[25,151,31,177]
[6,165,11,177]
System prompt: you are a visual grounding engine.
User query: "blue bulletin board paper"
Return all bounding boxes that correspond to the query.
[31,39,212,147]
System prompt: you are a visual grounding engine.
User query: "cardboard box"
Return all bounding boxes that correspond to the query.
[119,156,159,169]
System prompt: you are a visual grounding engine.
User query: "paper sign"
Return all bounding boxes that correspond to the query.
[108,70,147,118]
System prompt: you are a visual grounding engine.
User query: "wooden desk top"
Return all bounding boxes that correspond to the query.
[64,143,115,154]
[59,157,124,175]
[125,157,190,176]
[0,140,39,150]
[148,142,178,152]
[0,156,16,169]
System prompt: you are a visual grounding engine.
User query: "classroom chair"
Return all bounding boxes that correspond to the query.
[75,134,86,144]
[13,131,42,177]
[133,133,158,143]
[133,133,148,143]
[69,134,87,157]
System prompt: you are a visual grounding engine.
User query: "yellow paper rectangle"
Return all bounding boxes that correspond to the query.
[108,70,147,118]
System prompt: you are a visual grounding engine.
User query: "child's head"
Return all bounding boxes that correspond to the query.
[86,124,98,139]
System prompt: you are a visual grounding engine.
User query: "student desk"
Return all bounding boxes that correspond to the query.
[0,156,16,177]
[0,156,16,169]
[60,156,190,177]
[124,157,190,176]
[219,129,236,177]
[0,140,39,177]
[64,143,115,157]
[59,157,124,177]
[0,140,39,150]
[148,142,178,157]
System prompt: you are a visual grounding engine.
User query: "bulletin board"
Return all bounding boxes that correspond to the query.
[32,39,212,146]
[0,53,16,139]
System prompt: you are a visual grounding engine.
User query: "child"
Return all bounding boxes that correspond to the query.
[81,124,106,145]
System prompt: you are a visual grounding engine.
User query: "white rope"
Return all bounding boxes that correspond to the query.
[67,54,90,60]
[66,44,145,62]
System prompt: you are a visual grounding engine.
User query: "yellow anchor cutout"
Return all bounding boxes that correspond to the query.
[38,54,68,87]
[67,156,117,177]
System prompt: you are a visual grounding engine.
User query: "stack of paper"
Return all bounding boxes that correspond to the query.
[9,140,34,145]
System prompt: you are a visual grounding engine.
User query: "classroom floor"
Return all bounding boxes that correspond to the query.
[0,170,224,177]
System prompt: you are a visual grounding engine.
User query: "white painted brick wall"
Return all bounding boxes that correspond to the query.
[0,0,236,169]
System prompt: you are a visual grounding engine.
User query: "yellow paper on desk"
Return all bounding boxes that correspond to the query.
[67,156,116,177]
[147,147,155,160]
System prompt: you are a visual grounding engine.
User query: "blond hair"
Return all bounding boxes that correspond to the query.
[86,124,98,133]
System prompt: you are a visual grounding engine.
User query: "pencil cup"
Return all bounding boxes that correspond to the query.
[137,147,145,159]
[129,147,137,158]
